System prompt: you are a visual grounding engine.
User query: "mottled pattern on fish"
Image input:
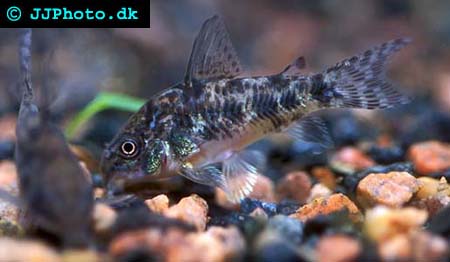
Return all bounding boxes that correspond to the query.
[101,15,410,202]
[145,75,313,141]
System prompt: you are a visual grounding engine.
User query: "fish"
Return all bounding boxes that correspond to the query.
[100,15,410,202]
[15,29,93,247]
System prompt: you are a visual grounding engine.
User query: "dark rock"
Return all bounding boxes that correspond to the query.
[367,145,405,165]
[396,107,450,146]
[276,200,301,216]
[267,215,304,245]
[288,141,329,168]
[0,140,14,160]
[427,205,450,237]
[253,240,306,262]
[356,241,382,262]
[112,204,195,236]
[303,211,357,240]
[240,198,277,216]
[209,212,264,240]
[325,112,375,147]
[266,146,294,181]
[429,168,450,181]
[116,247,161,262]
[209,212,255,227]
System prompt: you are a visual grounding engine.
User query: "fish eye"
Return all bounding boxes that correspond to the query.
[120,139,139,158]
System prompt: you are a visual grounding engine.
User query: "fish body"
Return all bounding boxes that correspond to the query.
[101,16,410,202]
[15,29,93,247]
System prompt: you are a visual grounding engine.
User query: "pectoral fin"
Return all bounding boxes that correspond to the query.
[178,150,266,203]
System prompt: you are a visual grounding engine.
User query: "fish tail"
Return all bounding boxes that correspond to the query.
[309,38,410,109]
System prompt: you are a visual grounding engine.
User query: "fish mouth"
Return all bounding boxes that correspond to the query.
[104,169,147,195]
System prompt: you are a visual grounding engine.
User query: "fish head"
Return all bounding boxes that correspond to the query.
[100,132,176,187]
[100,108,176,190]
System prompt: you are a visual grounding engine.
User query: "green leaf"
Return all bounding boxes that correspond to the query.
[65,92,145,139]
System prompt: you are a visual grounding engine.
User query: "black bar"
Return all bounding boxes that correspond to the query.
[0,0,150,28]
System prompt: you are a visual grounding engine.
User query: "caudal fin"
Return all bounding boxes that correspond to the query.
[311,38,410,109]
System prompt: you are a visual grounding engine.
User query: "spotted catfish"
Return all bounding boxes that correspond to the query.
[101,15,410,202]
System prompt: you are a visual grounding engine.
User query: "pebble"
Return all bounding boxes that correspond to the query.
[276,171,312,203]
[164,194,208,231]
[331,147,375,174]
[110,226,245,262]
[0,220,23,237]
[61,249,103,262]
[201,226,246,261]
[145,194,169,214]
[0,237,60,262]
[316,234,361,262]
[0,115,16,141]
[290,193,362,223]
[93,203,117,233]
[215,175,275,210]
[379,231,448,262]
[306,183,332,203]
[168,227,245,262]
[415,177,441,199]
[311,167,336,190]
[109,228,185,260]
[215,188,239,210]
[167,231,226,262]
[412,177,450,215]
[248,175,276,202]
[364,206,428,242]
[356,172,420,207]
[0,161,21,225]
[93,188,105,199]
[408,140,450,175]
[0,161,18,191]
[342,162,414,193]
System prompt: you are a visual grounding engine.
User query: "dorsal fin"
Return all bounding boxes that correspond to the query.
[280,56,306,75]
[184,15,242,86]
